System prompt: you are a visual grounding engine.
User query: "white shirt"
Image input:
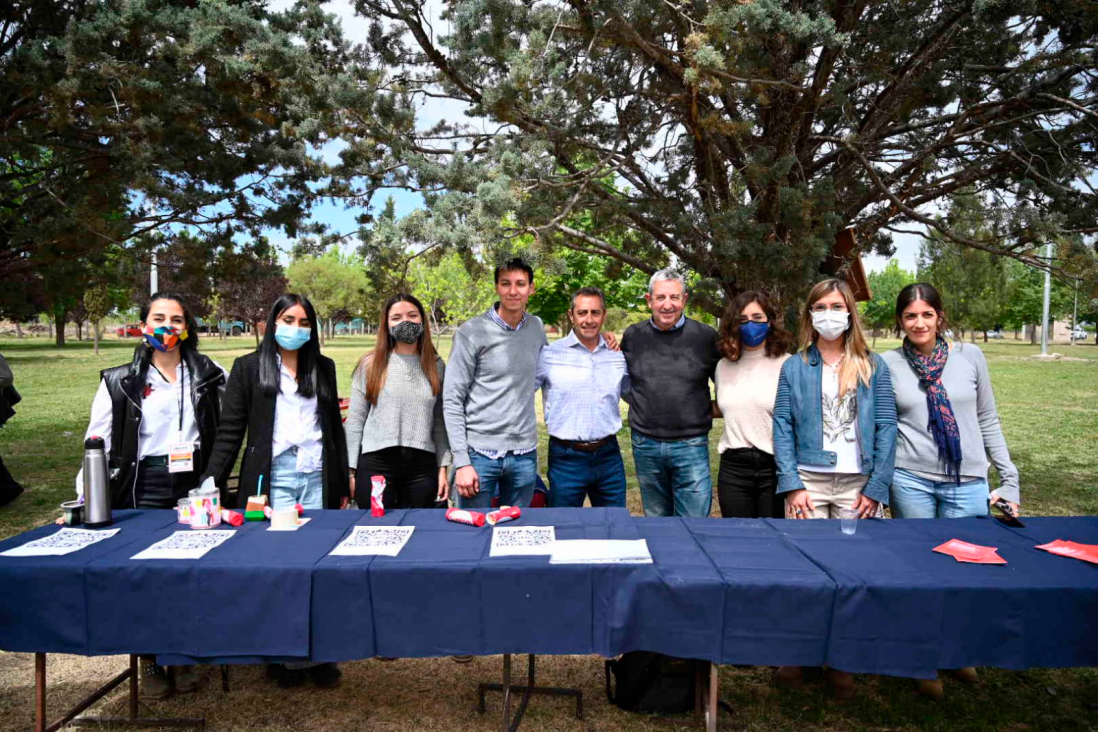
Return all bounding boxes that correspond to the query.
[715,350,789,454]
[801,361,861,474]
[78,359,226,496]
[271,360,324,473]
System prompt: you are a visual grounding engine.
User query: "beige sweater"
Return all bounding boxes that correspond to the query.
[715,349,790,455]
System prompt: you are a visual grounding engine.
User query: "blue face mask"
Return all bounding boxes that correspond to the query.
[739,320,770,348]
[274,323,311,351]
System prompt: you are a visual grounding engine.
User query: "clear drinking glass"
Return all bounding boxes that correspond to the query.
[840,508,858,535]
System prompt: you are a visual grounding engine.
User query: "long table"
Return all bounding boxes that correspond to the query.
[4,509,1098,729]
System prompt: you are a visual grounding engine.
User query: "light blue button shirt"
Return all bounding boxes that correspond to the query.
[535,331,630,441]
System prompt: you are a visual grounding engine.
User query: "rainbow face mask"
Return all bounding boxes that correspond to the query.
[143,325,188,352]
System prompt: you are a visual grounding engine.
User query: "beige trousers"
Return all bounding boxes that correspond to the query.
[787,470,869,519]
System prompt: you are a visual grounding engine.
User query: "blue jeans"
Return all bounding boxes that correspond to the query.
[457,450,537,509]
[547,438,627,508]
[269,448,324,510]
[890,468,990,519]
[630,432,712,517]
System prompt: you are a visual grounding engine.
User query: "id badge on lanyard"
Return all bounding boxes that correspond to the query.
[167,364,194,473]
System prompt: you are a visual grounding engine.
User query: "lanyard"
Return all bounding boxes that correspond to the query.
[151,361,186,432]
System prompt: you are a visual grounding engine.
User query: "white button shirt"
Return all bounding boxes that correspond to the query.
[271,359,324,474]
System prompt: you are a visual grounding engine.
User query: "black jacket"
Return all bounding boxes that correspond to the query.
[202,351,349,509]
[0,352,18,428]
[100,347,226,508]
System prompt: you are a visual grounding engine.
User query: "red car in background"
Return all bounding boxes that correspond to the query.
[115,324,142,338]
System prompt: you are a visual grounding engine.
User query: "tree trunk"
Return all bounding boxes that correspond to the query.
[983,331,988,343]
[76,321,83,341]
[93,321,100,355]
[54,309,65,347]
[14,322,22,338]
[1029,324,1038,345]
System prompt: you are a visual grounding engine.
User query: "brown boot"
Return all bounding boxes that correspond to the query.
[827,669,855,700]
[139,659,172,700]
[916,677,944,701]
[947,667,978,684]
[772,666,804,688]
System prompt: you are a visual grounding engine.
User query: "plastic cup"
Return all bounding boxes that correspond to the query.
[840,508,858,535]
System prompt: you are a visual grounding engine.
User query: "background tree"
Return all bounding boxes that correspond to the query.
[407,251,495,334]
[859,259,915,347]
[217,250,288,347]
[83,284,111,356]
[528,249,649,332]
[286,248,371,344]
[340,0,1097,311]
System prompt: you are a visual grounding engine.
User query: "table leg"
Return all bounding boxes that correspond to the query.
[129,655,139,719]
[35,653,45,732]
[477,654,582,731]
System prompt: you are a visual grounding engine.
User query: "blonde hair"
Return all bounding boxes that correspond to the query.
[798,279,875,396]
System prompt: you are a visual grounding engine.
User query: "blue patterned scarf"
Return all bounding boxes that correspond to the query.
[902,335,963,483]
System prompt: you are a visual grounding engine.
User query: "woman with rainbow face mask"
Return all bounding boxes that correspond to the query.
[76,292,227,512]
[74,292,227,700]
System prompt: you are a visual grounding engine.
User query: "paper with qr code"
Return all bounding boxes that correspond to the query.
[2,528,120,557]
[131,530,234,560]
[329,526,415,556]
[490,526,556,557]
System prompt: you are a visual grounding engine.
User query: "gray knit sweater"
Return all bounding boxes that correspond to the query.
[344,353,451,468]
[882,343,1020,503]
[442,312,548,468]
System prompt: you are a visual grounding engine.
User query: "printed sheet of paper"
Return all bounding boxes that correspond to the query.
[131,530,234,560]
[550,539,653,565]
[1036,539,1098,565]
[1,528,120,557]
[267,517,312,532]
[932,539,997,561]
[489,526,556,557]
[328,526,415,557]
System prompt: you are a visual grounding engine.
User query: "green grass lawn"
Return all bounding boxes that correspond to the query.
[0,333,1096,731]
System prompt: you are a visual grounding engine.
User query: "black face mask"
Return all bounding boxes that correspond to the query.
[389,321,424,344]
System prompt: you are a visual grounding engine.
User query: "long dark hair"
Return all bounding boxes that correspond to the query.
[356,293,441,405]
[718,290,791,361]
[257,294,331,401]
[894,282,950,338]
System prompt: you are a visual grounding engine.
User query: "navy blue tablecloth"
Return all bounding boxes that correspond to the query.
[772,516,1098,678]
[3,509,1098,678]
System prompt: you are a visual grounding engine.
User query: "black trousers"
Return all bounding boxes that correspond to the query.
[717,447,783,519]
[134,460,201,509]
[356,447,439,510]
[0,451,24,508]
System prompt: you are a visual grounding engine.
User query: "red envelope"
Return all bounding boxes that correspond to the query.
[933,539,998,561]
[1037,540,1098,565]
[957,551,1007,565]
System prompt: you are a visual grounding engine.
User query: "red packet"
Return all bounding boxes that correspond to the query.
[958,552,1007,565]
[933,539,998,561]
[1037,540,1098,565]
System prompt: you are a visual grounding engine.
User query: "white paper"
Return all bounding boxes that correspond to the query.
[489,526,557,557]
[131,530,234,560]
[267,517,312,532]
[1,528,120,557]
[328,526,415,557]
[549,539,653,565]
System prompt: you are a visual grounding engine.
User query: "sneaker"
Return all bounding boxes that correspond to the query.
[451,655,474,664]
[171,665,202,694]
[309,663,342,689]
[277,666,308,689]
[140,659,172,700]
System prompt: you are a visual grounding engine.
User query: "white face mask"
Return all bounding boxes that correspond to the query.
[811,310,850,342]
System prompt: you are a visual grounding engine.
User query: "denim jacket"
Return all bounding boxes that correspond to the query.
[772,345,897,505]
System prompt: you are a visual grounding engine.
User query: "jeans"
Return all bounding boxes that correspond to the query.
[457,449,537,509]
[630,432,712,517]
[890,468,990,519]
[356,447,438,510]
[270,448,323,510]
[717,448,782,519]
[547,437,627,508]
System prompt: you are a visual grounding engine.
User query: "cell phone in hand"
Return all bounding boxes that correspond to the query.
[991,498,1024,527]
